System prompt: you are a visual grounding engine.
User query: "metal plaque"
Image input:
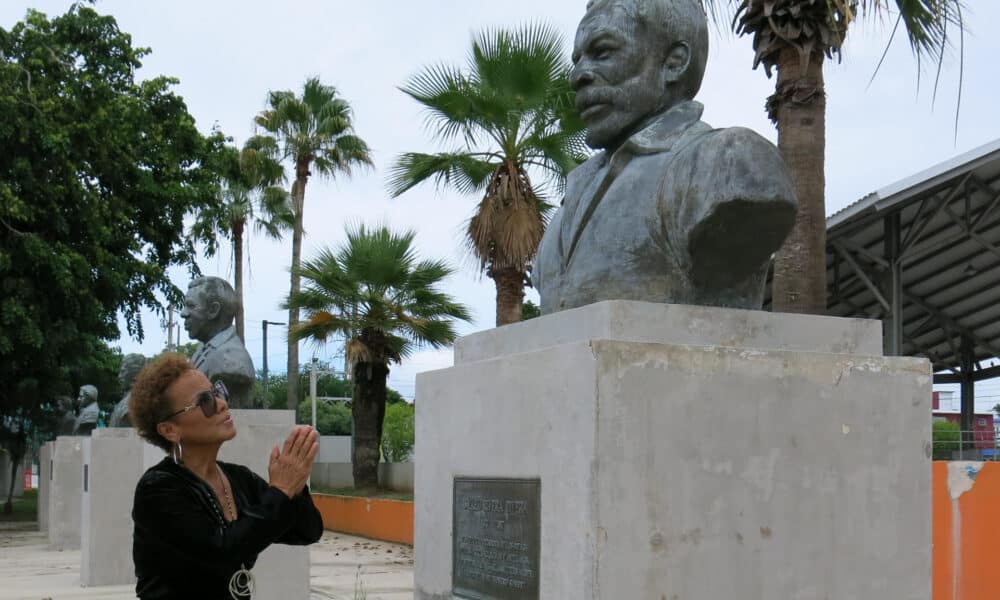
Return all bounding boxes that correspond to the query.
[453,477,540,600]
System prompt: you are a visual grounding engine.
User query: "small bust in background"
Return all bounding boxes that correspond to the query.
[181,276,255,408]
[72,384,99,436]
[56,395,78,436]
[109,353,147,427]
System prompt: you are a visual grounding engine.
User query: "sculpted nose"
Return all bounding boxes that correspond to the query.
[570,63,594,91]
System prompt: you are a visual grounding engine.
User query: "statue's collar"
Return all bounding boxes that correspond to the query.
[616,100,705,157]
[202,325,236,349]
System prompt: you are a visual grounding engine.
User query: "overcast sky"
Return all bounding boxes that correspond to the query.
[4,1,999,404]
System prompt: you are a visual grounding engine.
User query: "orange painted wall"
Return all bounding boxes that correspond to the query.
[933,461,1000,600]
[313,493,414,546]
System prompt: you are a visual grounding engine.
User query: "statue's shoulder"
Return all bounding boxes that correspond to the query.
[682,125,783,166]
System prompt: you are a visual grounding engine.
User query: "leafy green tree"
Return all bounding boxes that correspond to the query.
[382,402,415,463]
[255,78,373,411]
[256,367,354,410]
[702,0,964,314]
[191,138,292,341]
[521,299,541,321]
[296,399,352,436]
[389,24,586,326]
[932,420,960,460]
[0,6,224,510]
[285,224,470,489]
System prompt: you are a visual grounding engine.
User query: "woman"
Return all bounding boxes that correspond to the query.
[128,353,323,599]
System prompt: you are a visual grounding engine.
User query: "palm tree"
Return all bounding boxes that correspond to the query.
[191,137,292,341]
[702,0,964,314]
[388,24,587,327]
[255,78,373,410]
[285,224,470,490]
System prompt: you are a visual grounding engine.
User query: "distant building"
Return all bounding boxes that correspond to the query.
[932,391,997,452]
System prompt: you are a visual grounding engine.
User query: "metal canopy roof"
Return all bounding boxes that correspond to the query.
[765,138,1000,381]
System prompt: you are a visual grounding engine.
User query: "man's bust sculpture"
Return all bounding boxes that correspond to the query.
[57,395,78,435]
[182,276,255,408]
[109,353,146,427]
[535,0,797,313]
[72,384,99,436]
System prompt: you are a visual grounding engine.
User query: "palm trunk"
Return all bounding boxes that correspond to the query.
[3,449,21,515]
[233,219,245,342]
[770,48,828,315]
[351,360,388,491]
[287,165,309,410]
[493,266,524,327]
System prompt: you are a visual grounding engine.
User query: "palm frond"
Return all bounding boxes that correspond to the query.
[387,152,496,197]
[471,23,568,110]
[289,224,470,369]
[287,310,349,343]
[314,134,374,178]
[399,63,490,144]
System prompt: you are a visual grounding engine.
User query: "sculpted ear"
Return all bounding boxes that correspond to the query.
[206,300,222,320]
[662,42,691,84]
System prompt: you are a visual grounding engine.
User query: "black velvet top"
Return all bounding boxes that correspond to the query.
[131,456,323,599]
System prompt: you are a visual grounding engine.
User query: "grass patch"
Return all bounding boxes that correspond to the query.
[0,488,37,522]
[314,486,413,502]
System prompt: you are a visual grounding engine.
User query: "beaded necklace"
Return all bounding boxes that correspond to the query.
[216,464,237,522]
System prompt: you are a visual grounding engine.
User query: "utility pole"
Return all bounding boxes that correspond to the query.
[261,320,285,408]
[308,357,334,432]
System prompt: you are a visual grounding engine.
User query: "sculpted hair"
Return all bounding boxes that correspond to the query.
[189,276,238,323]
[585,0,709,101]
[128,353,195,452]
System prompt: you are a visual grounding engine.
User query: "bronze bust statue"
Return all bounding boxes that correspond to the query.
[109,353,146,427]
[181,277,255,408]
[535,0,797,313]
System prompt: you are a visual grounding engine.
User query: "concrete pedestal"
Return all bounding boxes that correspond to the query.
[80,428,159,586]
[48,436,84,551]
[75,411,309,599]
[38,441,51,533]
[414,301,932,599]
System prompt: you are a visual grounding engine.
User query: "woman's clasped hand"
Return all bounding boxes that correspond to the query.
[268,425,320,499]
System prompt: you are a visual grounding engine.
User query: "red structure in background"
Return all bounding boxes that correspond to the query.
[933,391,996,450]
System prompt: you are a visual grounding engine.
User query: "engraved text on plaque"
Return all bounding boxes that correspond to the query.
[453,477,540,599]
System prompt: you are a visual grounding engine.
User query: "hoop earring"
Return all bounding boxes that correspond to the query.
[172,440,183,465]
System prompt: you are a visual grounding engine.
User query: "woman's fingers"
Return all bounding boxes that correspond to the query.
[289,425,315,459]
[281,427,298,456]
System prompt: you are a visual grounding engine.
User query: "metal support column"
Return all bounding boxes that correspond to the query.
[884,212,903,355]
[960,336,976,454]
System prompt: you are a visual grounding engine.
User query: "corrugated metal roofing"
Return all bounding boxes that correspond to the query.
[765,138,1000,375]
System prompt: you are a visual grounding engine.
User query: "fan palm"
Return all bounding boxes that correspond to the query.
[255,78,373,409]
[285,224,471,490]
[702,0,964,314]
[191,137,292,341]
[388,23,587,327]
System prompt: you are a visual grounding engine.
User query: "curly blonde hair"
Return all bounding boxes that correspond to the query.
[128,353,195,452]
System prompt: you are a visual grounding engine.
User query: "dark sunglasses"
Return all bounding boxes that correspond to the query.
[159,380,229,423]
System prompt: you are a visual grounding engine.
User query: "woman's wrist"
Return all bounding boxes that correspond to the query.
[269,483,293,499]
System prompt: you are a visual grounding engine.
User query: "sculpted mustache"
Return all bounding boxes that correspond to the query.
[576,89,619,108]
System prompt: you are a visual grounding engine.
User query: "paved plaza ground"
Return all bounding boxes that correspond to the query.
[0,522,414,599]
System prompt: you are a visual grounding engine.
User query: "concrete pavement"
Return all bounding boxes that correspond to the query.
[0,522,414,599]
